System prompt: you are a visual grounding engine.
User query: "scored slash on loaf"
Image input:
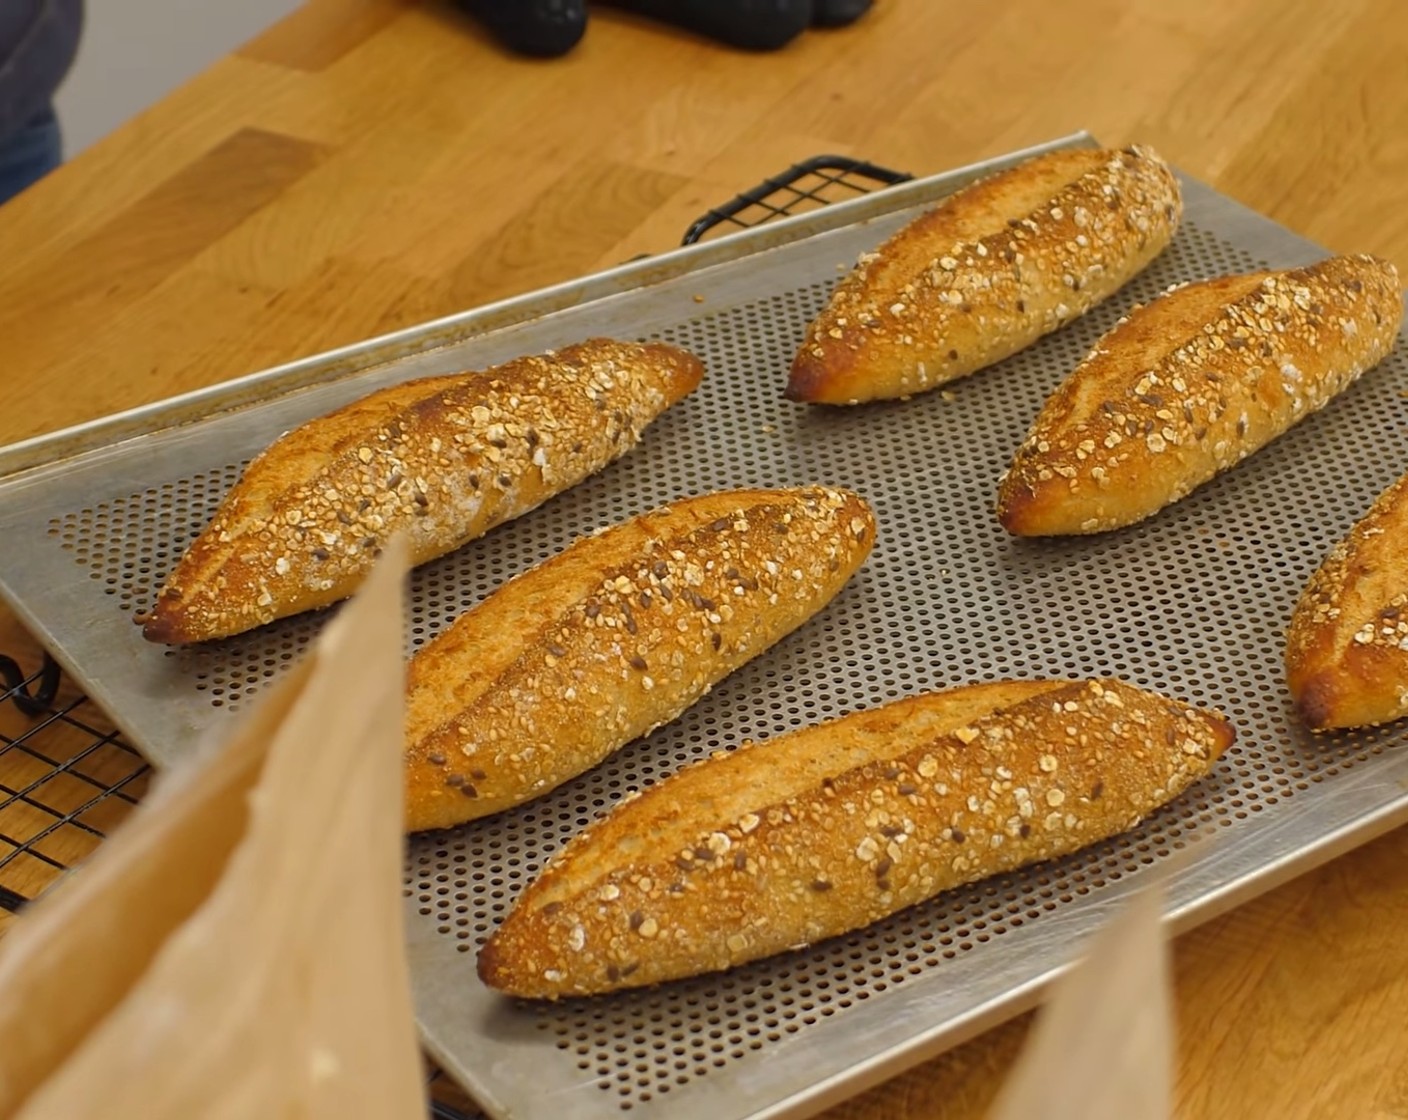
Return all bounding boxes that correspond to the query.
[141,339,703,643]
[785,146,1182,405]
[1286,468,1408,731]
[403,486,876,832]
[997,254,1403,536]
[478,677,1232,999]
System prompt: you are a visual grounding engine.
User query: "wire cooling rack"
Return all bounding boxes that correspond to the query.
[681,155,911,243]
[0,154,911,1120]
[0,655,149,916]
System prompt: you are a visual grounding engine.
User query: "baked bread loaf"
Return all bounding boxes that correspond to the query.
[785,146,1181,405]
[1286,468,1408,730]
[142,339,703,643]
[478,677,1231,998]
[404,486,876,832]
[997,255,1403,536]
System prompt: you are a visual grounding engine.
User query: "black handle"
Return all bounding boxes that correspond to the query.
[0,651,61,718]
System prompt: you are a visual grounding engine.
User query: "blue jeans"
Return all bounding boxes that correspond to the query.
[0,105,61,205]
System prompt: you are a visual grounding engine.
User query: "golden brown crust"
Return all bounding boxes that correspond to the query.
[404,486,876,832]
[142,340,703,644]
[786,146,1181,405]
[997,255,1403,536]
[1286,469,1408,730]
[477,677,1232,998]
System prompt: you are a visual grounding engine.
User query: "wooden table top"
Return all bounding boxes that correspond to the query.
[2,1,1406,1116]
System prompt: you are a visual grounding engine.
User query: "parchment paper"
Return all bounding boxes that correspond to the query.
[0,539,425,1119]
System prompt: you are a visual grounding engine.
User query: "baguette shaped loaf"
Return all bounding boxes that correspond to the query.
[404,487,875,832]
[786,146,1181,404]
[142,340,703,643]
[997,255,1403,536]
[478,677,1232,998]
[1286,469,1408,730]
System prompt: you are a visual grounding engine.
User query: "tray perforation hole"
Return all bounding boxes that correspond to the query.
[43,215,1408,1113]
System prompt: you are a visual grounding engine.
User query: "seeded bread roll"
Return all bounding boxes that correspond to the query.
[478,677,1231,998]
[785,146,1181,405]
[142,340,703,643]
[404,486,875,832]
[997,255,1403,536]
[1286,469,1408,730]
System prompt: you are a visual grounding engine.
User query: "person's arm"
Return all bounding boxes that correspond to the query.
[0,0,83,143]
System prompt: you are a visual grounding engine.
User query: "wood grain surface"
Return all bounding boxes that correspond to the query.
[1,0,1406,1115]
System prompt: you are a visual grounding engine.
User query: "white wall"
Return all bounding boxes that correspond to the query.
[54,0,301,155]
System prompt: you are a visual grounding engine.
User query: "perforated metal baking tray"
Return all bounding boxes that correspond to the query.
[2,132,1407,1120]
